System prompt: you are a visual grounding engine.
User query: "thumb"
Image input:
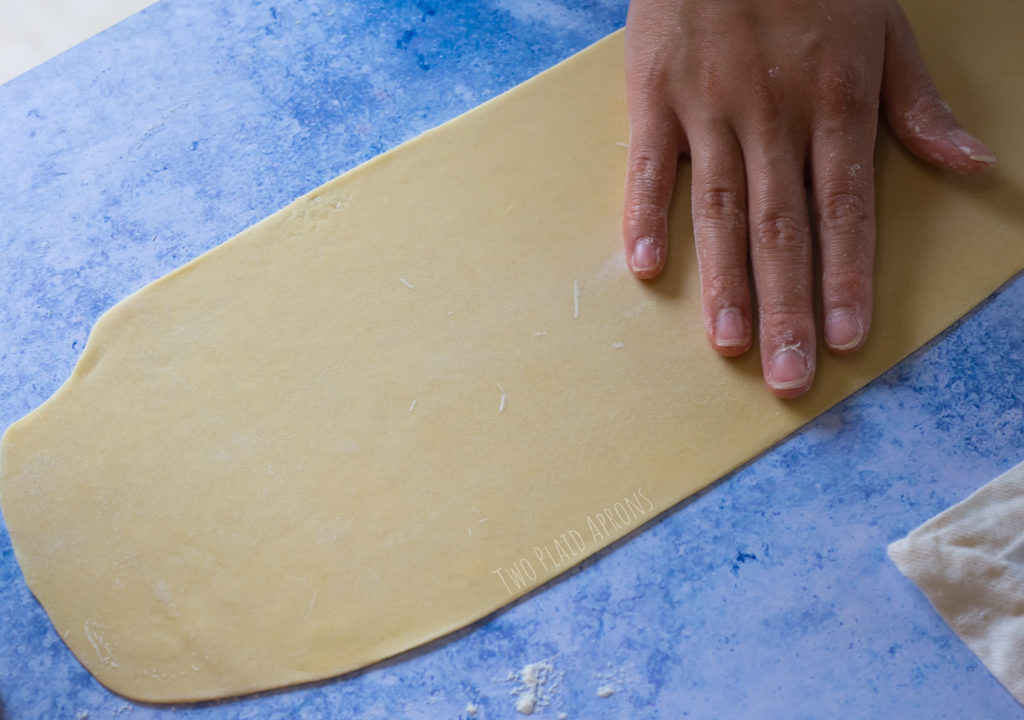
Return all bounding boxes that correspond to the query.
[881,5,995,174]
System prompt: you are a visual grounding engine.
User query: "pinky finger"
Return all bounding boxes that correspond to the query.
[622,112,682,279]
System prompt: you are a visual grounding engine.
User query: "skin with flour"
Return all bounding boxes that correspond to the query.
[623,0,996,398]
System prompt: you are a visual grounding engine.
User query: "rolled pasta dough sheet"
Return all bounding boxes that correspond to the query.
[1,0,1022,703]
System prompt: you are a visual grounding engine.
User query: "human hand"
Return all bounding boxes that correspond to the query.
[622,0,996,398]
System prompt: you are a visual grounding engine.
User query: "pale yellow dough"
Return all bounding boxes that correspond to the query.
[1,0,1023,703]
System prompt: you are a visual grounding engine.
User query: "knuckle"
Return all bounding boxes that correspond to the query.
[826,264,872,285]
[626,53,673,104]
[823,266,872,300]
[624,205,665,238]
[901,86,951,130]
[816,64,870,117]
[702,268,748,300]
[758,307,814,339]
[627,153,668,192]
[622,148,671,201]
[749,63,787,114]
[695,185,746,228]
[694,56,727,105]
[818,186,871,229]
[752,210,807,253]
[625,152,671,229]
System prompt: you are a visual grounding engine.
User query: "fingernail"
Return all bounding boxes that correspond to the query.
[950,128,996,164]
[768,346,810,391]
[715,308,748,347]
[825,308,864,351]
[631,238,661,273]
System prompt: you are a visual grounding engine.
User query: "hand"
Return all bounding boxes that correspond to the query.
[622,0,995,398]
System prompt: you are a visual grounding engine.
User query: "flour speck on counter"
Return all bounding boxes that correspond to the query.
[506,659,562,715]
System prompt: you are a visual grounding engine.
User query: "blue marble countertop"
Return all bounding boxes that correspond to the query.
[1,1,1022,718]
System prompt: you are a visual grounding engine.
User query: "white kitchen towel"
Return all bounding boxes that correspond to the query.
[888,460,1024,704]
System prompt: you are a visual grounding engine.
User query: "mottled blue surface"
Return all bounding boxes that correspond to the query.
[1,1,1022,718]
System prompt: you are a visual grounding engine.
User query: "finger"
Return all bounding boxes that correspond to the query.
[622,110,681,279]
[882,4,995,173]
[690,123,751,355]
[811,119,877,354]
[745,140,816,398]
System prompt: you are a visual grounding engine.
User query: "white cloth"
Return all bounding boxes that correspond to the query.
[888,460,1024,704]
